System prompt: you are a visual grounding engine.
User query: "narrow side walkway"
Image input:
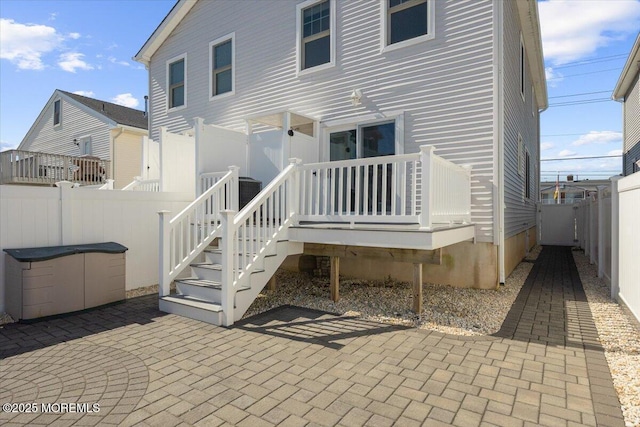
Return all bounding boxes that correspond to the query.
[495,245,625,426]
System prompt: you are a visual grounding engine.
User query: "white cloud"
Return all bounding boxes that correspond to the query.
[108,56,130,67]
[73,90,95,97]
[1,140,18,150]
[539,0,640,65]
[48,13,57,22]
[544,67,563,87]
[68,32,81,40]
[111,93,139,108]
[58,52,93,72]
[0,18,63,70]
[558,149,577,157]
[608,149,623,156]
[572,131,623,146]
[541,142,554,151]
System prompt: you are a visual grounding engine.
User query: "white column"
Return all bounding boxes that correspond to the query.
[194,117,205,197]
[419,145,435,230]
[158,210,172,297]
[610,177,621,300]
[597,186,606,278]
[220,210,236,326]
[56,181,75,245]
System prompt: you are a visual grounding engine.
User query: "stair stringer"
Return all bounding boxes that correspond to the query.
[233,239,303,322]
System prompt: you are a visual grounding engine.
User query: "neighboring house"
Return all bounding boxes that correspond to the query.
[613,33,640,176]
[14,90,149,188]
[134,0,547,325]
[540,178,611,205]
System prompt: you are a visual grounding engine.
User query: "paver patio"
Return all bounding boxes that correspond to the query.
[0,246,625,426]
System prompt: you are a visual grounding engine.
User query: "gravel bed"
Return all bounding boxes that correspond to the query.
[573,250,640,427]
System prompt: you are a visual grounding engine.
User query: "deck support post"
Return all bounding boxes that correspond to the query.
[267,275,277,291]
[412,263,423,314]
[330,256,340,302]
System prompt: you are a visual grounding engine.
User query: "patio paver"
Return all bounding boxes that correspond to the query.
[0,246,625,426]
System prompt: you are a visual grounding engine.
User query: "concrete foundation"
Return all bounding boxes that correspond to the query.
[504,226,537,278]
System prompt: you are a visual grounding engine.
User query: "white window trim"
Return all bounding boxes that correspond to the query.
[381,0,435,53]
[517,134,524,177]
[296,0,336,76]
[166,53,187,112]
[520,34,525,102]
[320,112,405,162]
[209,33,235,101]
[78,134,92,156]
[53,99,61,127]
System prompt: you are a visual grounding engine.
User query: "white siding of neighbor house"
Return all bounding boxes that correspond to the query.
[113,130,144,189]
[502,0,539,239]
[623,73,640,175]
[20,94,112,161]
[148,0,498,242]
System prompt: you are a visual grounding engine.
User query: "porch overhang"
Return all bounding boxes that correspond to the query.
[288,223,475,251]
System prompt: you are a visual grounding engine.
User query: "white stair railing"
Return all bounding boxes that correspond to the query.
[220,159,300,326]
[158,166,238,296]
[122,176,160,191]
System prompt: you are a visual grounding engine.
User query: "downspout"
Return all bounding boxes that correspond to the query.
[493,0,505,285]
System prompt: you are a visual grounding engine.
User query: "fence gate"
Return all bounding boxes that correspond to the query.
[539,204,577,246]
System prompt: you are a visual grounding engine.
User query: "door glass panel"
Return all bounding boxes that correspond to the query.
[329,130,356,161]
[361,122,395,214]
[361,122,395,157]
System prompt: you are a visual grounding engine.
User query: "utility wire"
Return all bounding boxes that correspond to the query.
[546,67,622,81]
[548,54,627,70]
[541,132,621,137]
[547,99,613,107]
[541,155,622,161]
[548,90,611,99]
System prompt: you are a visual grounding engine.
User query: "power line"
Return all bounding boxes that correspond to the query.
[548,54,627,70]
[548,90,611,99]
[541,132,620,137]
[541,155,622,161]
[546,67,622,81]
[547,99,613,108]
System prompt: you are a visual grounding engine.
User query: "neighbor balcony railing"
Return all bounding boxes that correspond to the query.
[122,176,160,192]
[0,150,111,186]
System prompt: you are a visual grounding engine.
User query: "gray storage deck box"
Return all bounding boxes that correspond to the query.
[4,242,127,320]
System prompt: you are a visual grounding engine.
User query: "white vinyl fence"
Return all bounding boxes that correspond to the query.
[574,173,640,324]
[0,182,191,313]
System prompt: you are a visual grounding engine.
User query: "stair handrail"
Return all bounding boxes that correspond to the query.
[158,166,239,296]
[220,158,300,326]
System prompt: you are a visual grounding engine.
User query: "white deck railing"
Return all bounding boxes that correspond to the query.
[200,171,231,194]
[158,167,238,296]
[0,149,111,186]
[122,176,160,192]
[298,145,471,229]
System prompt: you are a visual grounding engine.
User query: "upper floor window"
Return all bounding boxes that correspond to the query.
[384,0,434,50]
[525,150,531,199]
[79,136,92,156]
[210,34,235,98]
[53,100,61,126]
[297,0,335,73]
[167,54,186,109]
[520,35,525,101]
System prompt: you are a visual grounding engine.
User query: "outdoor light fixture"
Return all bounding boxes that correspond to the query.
[350,89,362,106]
[73,138,79,146]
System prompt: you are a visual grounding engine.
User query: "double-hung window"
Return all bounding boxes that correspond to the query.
[297,0,335,73]
[53,100,61,126]
[167,54,186,109]
[384,0,434,49]
[210,34,234,98]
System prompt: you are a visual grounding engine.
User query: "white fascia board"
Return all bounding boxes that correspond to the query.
[110,124,149,135]
[612,33,640,101]
[516,0,548,111]
[134,0,198,66]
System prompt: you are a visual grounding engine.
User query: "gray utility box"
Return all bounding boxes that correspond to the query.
[239,177,261,209]
[4,242,127,321]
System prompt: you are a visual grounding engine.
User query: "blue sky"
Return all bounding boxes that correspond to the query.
[1,0,639,181]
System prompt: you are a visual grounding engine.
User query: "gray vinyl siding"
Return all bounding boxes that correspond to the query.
[623,72,640,175]
[502,0,539,238]
[148,0,497,242]
[21,95,112,161]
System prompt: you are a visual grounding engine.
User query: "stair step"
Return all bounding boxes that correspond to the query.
[175,277,251,292]
[159,295,224,325]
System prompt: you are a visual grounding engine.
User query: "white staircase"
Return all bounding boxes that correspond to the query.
[158,160,303,326]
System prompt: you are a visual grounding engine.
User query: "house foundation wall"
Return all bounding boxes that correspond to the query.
[282,241,499,290]
[504,226,537,279]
